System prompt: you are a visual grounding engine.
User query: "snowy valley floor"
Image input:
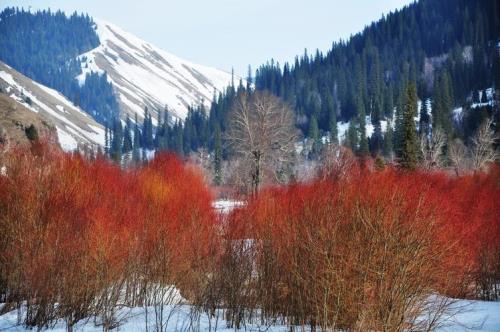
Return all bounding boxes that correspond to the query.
[0,299,499,331]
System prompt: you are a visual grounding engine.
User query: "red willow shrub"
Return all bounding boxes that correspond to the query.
[0,144,216,329]
[221,165,500,330]
[0,143,498,330]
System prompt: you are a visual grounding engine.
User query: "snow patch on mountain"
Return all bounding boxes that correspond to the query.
[77,19,237,123]
[0,61,105,151]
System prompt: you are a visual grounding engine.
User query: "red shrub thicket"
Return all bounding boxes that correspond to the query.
[219,164,500,330]
[0,144,498,331]
[0,144,216,330]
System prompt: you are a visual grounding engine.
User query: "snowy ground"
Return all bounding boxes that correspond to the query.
[212,199,245,214]
[1,202,498,331]
[0,299,498,331]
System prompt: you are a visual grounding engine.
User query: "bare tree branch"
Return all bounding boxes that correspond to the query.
[226,91,299,194]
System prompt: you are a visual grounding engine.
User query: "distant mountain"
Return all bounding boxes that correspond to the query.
[0,61,105,151]
[0,8,236,127]
[80,19,235,123]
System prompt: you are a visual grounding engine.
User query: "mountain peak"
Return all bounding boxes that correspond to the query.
[78,19,236,122]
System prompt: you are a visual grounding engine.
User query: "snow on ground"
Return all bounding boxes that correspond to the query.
[0,299,498,331]
[212,199,245,214]
[453,107,463,123]
[0,71,17,86]
[438,299,500,332]
[56,127,79,152]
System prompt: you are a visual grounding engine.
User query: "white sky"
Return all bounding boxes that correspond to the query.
[2,0,414,76]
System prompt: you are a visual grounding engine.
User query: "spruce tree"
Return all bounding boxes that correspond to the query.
[345,120,359,152]
[393,84,406,158]
[308,115,320,156]
[400,83,419,170]
[104,123,109,155]
[213,124,222,186]
[329,104,338,145]
[432,71,454,135]
[383,120,394,159]
[110,118,123,162]
[132,114,141,163]
[419,99,430,137]
[142,106,154,149]
[357,97,369,156]
[122,116,133,153]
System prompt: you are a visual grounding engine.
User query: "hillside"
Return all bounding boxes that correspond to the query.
[0,8,237,127]
[79,19,236,123]
[179,0,499,161]
[0,93,56,149]
[0,61,105,151]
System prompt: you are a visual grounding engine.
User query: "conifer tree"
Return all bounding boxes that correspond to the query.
[345,120,359,152]
[357,97,369,156]
[104,123,109,155]
[400,83,419,170]
[393,84,406,158]
[122,116,133,153]
[432,71,454,135]
[246,65,253,90]
[110,118,123,162]
[329,104,338,145]
[132,114,141,163]
[419,99,430,137]
[308,115,320,156]
[383,120,394,159]
[142,107,154,149]
[371,119,383,155]
[213,124,222,186]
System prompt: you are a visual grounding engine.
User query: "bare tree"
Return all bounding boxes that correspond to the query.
[448,138,469,176]
[319,144,357,181]
[471,119,498,172]
[420,129,447,170]
[226,91,298,194]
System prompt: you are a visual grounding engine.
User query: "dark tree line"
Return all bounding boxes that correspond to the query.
[136,0,499,164]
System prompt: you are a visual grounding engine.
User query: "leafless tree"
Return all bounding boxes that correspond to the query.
[471,119,498,172]
[319,144,357,181]
[226,91,298,194]
[420,129,447,170]
[448,138,469,176]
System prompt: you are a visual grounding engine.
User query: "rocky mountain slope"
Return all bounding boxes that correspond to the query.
[78,19,236,124]
[0,61,105,151]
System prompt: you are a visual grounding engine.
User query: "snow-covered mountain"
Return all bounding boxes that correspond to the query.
[78,19,236,124]
[0,61,105,151]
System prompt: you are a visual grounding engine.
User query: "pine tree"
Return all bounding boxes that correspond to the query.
[122,116,133,153]
[432,71,454,135]
[308,115,320,156]
[371,119,383,155]
[419,99,430,137]
[329,104,338,145]
[399,83,419,170]
[480,89,488,103]
[383,120,394,159]
[174,121,184,155]
[142,107,154,149]
[393,83,406,158]
[132,114,141,163]
[213,124,222,186]
[110,118,123,162]
[345,120,359,152]
[357,97,369,156]
[246,65,253,90]
[104,123,109,156]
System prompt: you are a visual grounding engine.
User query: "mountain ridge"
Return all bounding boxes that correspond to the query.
[77,18,237,123]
